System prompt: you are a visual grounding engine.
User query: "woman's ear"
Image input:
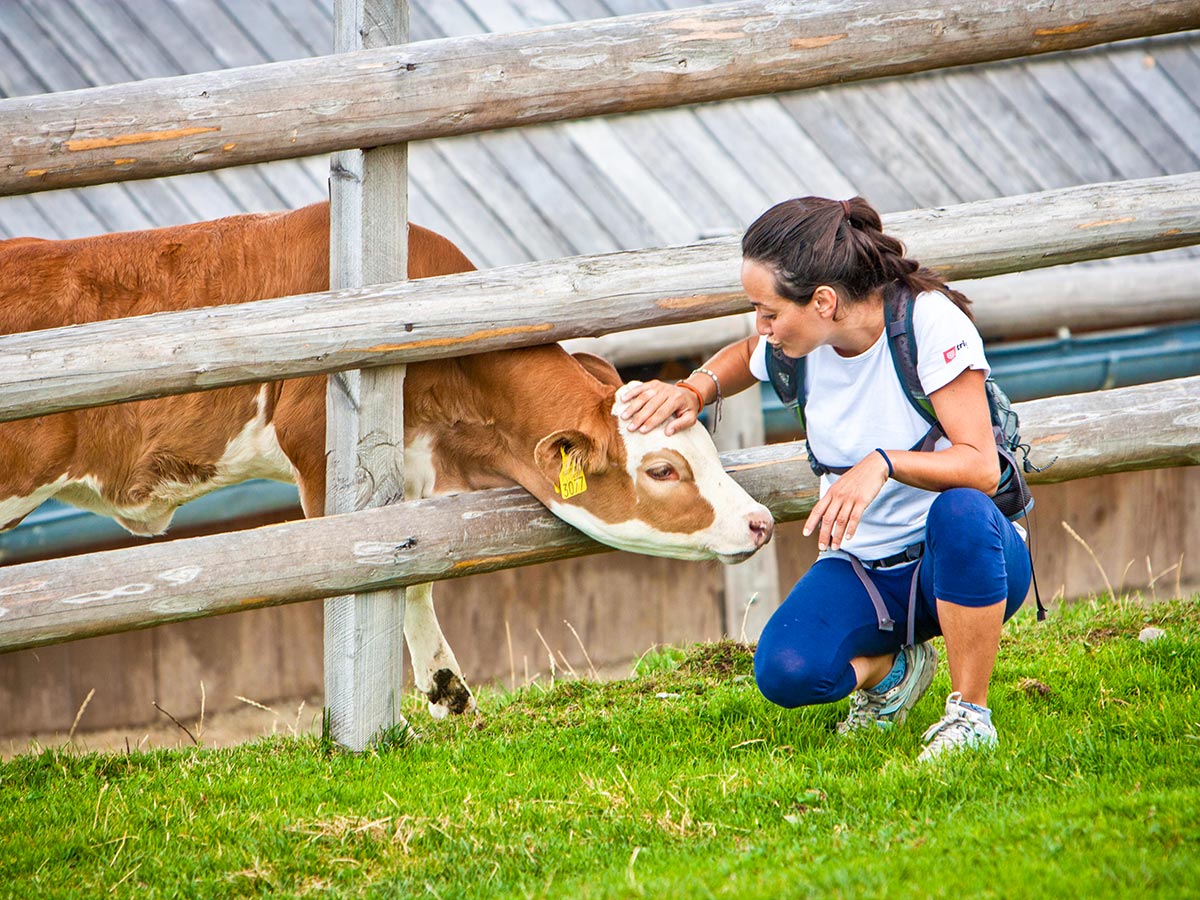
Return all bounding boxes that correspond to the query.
[811,285,839,317]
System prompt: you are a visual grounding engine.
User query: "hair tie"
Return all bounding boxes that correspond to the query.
[839,199,852,220]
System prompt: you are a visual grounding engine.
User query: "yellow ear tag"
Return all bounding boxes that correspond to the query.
[555,445,588,500]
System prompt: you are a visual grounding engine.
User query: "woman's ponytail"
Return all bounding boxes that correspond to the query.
[743,195,973,319]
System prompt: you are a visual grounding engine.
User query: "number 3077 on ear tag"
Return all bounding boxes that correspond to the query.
[555,445,588,499]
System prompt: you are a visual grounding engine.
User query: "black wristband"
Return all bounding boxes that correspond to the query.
[875,448,894,479]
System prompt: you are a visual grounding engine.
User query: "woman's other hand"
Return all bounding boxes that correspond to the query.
[803,450,891,551]
[619,380,703,436]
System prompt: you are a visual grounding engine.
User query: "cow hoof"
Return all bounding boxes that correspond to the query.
[427,668,476,719]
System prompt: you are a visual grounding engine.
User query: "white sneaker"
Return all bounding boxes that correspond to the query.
[917,691,998,762]
[837,642,938,734]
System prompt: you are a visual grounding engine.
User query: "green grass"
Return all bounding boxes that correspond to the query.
[2,594,1199,899]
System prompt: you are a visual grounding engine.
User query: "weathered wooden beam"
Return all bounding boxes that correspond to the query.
[1,375,1196,655]
[0,172,1197,423]
[564,258,1200,364]
[3,0,1197,196]
[323,0,411,752]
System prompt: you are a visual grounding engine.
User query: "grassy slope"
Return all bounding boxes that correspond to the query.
[1,594,1198,900]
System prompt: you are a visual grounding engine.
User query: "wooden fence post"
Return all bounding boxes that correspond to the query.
[324,0,410,751]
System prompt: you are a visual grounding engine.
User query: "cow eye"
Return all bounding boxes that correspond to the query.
[646,463,678,481]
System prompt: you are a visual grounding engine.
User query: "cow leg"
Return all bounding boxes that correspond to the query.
[403,582,476,719]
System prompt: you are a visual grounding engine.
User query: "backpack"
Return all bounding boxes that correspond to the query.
[765,281,1051,622]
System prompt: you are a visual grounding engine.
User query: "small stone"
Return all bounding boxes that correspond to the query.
[1138,626,1167,643]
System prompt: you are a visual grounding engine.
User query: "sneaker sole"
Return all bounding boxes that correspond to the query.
[916,733,998,763]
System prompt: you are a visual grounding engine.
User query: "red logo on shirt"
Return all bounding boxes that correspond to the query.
[943,340,967,364]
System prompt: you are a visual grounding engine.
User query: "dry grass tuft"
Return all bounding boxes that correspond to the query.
[289,814,423,852]
[680,639,754,678]
[1018,677,1053,697]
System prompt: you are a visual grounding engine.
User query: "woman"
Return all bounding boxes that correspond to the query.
[620,196,1031,761]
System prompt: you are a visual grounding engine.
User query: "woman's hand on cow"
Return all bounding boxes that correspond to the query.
[803,450,891,551]
[620,380,702,436]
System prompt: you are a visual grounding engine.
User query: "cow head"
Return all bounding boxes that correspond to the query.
[534,381,774,563]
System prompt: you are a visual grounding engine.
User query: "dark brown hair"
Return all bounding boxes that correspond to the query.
[741,196,972,318]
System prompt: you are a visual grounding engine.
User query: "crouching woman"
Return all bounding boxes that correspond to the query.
[620,196,1032,761]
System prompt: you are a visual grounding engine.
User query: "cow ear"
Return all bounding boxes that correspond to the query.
[534,429,609,484]
[571,352,622,388]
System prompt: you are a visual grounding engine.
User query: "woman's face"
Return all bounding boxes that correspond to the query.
[741,258,829,358]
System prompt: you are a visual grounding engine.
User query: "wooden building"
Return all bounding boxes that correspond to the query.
[0,0,1198,738]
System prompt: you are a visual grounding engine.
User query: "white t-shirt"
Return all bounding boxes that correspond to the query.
[749,290,990,560]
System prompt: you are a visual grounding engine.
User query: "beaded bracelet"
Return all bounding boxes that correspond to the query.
[690,367,723,427]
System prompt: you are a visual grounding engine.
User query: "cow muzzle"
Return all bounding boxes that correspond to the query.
[715,507,774,564]
[749,509,774,549]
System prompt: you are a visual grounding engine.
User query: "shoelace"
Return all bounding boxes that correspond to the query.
[920,708,973,748]
[842,690,884,728]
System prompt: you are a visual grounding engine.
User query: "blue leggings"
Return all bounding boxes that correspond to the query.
[754,488,1031,709]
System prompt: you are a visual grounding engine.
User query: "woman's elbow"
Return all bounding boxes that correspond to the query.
[975,455,1002,495]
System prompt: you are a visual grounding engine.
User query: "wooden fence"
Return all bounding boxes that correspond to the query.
[2,0,1199,747]
[2,370,1199,655]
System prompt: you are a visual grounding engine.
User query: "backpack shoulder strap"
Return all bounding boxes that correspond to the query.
[765,344,830,475]
[883,283,938,429]
[765,342,807,432]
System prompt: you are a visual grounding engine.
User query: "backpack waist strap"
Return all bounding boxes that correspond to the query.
[860,541,925,570]
[808,425,940,478]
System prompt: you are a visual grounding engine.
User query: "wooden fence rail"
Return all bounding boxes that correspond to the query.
[1,374,1197,655]
[566,255,1200,364]
[565,257,1200,365]
[965,259,1200,341]
[1,171,1197,424]
[3,0,1197,196]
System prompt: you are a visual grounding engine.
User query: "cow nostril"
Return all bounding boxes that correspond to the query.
[748,513,774,548]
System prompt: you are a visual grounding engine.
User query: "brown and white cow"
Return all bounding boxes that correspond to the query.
[0,203,773,717]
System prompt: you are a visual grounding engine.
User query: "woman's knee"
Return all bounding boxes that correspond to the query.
[927,488,1001,557]
[753,642,848,709]
[925,488,1029,612]
[928,487,994,529]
